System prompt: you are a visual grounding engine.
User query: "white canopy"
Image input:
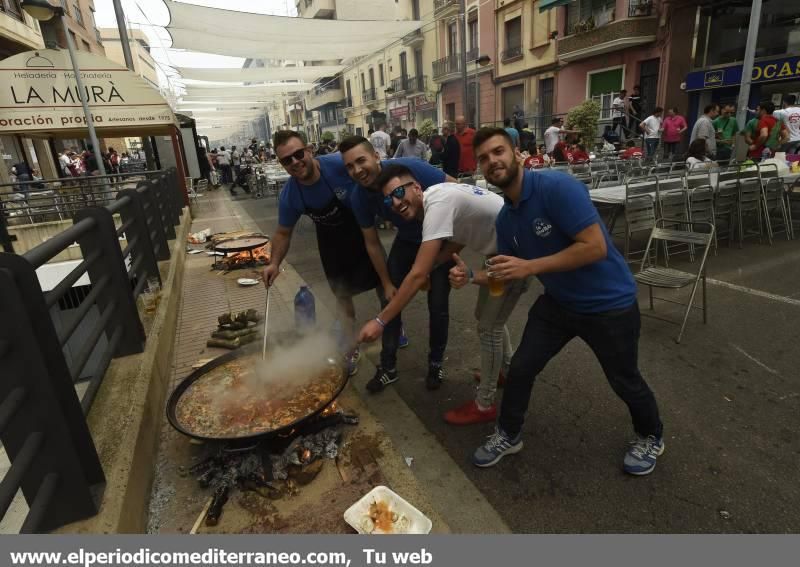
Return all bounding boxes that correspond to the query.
[176,65,344,83]
[164,0,423,60]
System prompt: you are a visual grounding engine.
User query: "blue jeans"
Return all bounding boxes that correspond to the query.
[498,294,663,439]
[645,138,659,158]
[380,238,452,370]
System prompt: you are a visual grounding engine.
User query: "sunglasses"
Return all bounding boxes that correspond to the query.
[383,181,414,208]
[278,148,306,167]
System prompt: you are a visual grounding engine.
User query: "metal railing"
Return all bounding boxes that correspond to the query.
[0,0,24,21]
[629,0,653,17]
[433,54,461,79]
[390,75,427,94]
[362,88,377,103]
[467,47,479,62]
[0,167,185,533]
[433,0,457,15]
[1,170,164,226]
[341,96,353,108]
[501,45,523,62]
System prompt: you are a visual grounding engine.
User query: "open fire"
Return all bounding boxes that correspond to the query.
[214,244,271,271]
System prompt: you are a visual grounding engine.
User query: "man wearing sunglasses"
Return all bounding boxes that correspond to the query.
[355,163,524,427]
[339,136,457,393]
[263,130,379,376]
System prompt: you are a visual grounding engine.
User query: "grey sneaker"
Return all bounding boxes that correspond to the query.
[623,434,665,475]
[472,427,523,467]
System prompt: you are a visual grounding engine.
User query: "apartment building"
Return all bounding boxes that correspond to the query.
[36,0,104,55]
[432,0,496,128]
[493,0,558,135]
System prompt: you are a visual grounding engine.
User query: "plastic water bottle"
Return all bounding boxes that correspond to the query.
[294,285,316,330]
[761,148,771,162]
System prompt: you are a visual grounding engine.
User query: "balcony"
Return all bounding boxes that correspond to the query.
[95,28,102,43]
[0,0,24,22]
[501,45,523,63]
[628,0,653,17]
[389,75,427,95]
[433,0,458,18]
[341,96,354,109]
[557,15,658,62]
[466,47,478,62]
[432,54,462,82]
[362,88,377,103]
[305,78,343,111]
[402,29,424,47]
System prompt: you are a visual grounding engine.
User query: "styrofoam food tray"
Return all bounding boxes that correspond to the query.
[343,486,432,535]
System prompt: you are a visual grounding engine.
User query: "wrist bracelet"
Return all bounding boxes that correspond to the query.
[375,316,387,328]
[467,267,474,284]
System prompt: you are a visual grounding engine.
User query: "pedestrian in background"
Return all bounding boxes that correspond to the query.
[774,94,800,154]
[639,107,663,159]
[689,103,719,158]
[441,122,461,178]
[394,129,429,160]
[504,118,520,149]
[370,123,392,159]
[661,108,687,161]
[454,115,476,175]
[713,103,737,161]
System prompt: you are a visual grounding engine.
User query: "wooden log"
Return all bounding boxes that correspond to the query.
[211,327,258,340]
[206,338,240,349]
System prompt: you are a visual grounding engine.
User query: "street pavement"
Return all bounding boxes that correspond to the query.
[236,186,800,533]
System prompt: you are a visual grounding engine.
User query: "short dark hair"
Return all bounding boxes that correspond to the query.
[654,107,663,114]
[375,163,415,192]
[551,117,562,125]
[368,128,374,135]
[338,135,375,155]
[620,89,627,94]
[273,130,304,149]
[626,140,636,148]
[760,100,775,114]
[409,128,419,137]
[472,127,513,151]
[784,94,797,106]
[703,103,719,114]
[503,117,511,126]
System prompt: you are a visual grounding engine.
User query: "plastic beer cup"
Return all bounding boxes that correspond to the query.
[486,259,505,297]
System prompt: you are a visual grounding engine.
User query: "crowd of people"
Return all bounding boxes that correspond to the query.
[261,126,666,478]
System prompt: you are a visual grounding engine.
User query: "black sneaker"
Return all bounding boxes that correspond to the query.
[426,364,445,390]
[366,367,398,393]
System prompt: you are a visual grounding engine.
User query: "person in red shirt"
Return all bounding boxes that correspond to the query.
[524,144,547,169]
[748,101,788,159]
[454,115,476,174]
[661,107,687,160]
[570,144,590,163]
[620,140,644,160]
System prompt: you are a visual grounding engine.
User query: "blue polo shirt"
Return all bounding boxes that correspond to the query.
[495,170,637,313]
[350,157,446,244]
[278,153,356,227]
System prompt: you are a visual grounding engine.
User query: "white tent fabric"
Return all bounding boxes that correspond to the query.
[164,0,423,60]
[178,101,277,107]
[176,65,344,83]
[179,81,314,90]
[182,85,312,98]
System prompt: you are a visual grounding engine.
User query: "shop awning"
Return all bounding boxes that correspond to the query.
[176,65,344,83]
[538,0,571,12]
[164,0,423,61]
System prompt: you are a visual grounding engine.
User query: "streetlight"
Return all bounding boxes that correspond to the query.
[472,55,491,129]
[21,0,107,176]
[383,86,395,131]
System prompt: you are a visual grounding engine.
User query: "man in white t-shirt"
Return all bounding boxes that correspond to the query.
[370,124,392,159]
[58,151,73,177]
[774,94,800,153]
[216,146,232,184]
[544,117,578,155]
[612,89,627,136]
[357,163,528,425]
[639,107,663,158]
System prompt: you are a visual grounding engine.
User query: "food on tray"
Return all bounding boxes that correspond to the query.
[175,356,343,438]
[361,500,409,534]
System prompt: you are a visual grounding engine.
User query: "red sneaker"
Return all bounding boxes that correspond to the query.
[472,369,506,388]
[444,400,497,425]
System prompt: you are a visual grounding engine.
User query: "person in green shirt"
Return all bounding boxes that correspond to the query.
[713,103,738,160]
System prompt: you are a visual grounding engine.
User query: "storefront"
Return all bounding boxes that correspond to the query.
[685,56,800,123]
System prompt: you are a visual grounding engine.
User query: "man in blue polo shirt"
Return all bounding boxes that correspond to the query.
[450,127,664,476]
[339,136,456,393]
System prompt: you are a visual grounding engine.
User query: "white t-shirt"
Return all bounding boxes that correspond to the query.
[612,96,625,118]
[544,126,562,153]
[59,153,72,172]
[774,107,800,142]
[217,150,230,166]
[686,156,713,170]
[642,115,661,139]
[370,130,392,158]
[231,150,241,165]
[422,183,504,256]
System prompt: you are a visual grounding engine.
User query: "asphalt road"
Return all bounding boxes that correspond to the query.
[240,189,800,533]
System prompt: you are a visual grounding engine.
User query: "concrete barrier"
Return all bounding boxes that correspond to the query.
[59,208,191,533]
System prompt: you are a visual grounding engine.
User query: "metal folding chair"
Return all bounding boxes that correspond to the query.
[623,175,659,262]
[634,218,715,344]
[761,178,791,243]
[737,177,765,247]
[685,170,712,191]
[688,185,717,254]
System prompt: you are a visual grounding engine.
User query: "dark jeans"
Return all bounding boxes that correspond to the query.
[380,238,452,370]
[499,294,663,439]
[662,141,679,159]
[645,138,659,158]
[221,164,233,184]
[612,117,625,135]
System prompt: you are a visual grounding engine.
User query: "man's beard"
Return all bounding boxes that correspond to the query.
[489,158,520,189]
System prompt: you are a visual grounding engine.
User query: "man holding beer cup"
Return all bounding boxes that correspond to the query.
[458,127,664,476]
[356,163,528,424]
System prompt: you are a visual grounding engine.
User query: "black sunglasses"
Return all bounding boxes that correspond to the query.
[383,181,414,208]
[278,148,306,167]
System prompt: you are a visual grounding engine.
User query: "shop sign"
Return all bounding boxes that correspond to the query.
[413,94,436,112]
[390,105,409,119]
[685,56,800,91]
[0,49,175,133]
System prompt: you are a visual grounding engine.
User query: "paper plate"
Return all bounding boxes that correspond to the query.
[343,486,432,535]
[237,278,260,286]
